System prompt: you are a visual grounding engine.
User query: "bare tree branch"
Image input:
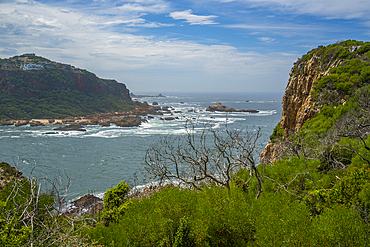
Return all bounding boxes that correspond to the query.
[144,119,263,196]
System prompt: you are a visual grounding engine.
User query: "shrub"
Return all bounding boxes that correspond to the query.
[310,205,370,246]
[87,185,256,247]
[102,181,131,225]
[191,187,255,246]
[252,193,312,246]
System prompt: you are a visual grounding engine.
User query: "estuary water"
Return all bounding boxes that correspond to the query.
[0,92,283,201]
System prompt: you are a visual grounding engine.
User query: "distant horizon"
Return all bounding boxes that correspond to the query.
[130,91,285,95]
[1,0,369,93]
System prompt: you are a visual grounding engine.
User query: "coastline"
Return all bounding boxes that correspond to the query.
[0,101,163,127]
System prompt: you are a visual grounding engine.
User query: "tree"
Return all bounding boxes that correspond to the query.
[144,119,264,198]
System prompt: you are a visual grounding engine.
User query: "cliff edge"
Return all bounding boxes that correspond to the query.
[261,40,370,164]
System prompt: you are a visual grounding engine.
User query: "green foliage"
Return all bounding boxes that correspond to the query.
[327,165,370,207]
[102,181,131,226]
[269,121,284,142]
[315,40,365,70]
[0,164,58,246]
[261,157,322,195]
[173,217,192,247]
[191,187,254,246]
[87,186,255,247]
[0,201,32,246]
[313,58,370,107]
[310,205,370,246]
[252,193,312,246]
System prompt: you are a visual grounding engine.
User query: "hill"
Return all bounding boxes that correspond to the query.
[0,54,136,120]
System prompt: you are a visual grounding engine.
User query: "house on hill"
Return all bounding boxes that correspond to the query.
[22,63,44,70]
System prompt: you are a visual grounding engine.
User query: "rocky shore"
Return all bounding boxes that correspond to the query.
[0,101,163,128]
[0,101,259,129]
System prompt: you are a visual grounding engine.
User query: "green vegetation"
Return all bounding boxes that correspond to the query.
[0,54,136,120]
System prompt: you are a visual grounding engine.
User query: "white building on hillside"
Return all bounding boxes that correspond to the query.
[22,63,44,70]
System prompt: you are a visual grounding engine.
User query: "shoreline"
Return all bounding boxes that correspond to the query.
[0,101,164,127]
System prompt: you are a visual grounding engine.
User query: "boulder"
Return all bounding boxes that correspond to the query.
[29,121,44,127]
[163,117,175,121]
[63,194,103,216]
[14,120,29,127]
[54,124,86,131]
[99,121,111,127]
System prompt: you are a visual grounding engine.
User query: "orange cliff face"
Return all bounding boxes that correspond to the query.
[259,55,342,164]
[280,55,321,139]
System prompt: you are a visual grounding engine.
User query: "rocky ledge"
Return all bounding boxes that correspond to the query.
[206,102,259,113]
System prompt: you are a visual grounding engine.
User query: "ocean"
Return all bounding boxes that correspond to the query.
[0,92,283,202]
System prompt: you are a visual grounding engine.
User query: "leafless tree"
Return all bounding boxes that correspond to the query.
[144,119,264,198]
[1,158,95,246]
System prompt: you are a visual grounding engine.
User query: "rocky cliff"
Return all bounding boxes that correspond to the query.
[261,40,370,164]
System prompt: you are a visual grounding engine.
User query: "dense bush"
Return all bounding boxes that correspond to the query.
[86,186,256,247]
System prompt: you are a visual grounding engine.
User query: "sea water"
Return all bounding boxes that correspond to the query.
[0,92,283,201]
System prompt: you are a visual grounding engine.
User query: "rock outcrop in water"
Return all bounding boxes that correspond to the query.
[63,194,103,217]
[206,102,258,113]
[54,124,86,132]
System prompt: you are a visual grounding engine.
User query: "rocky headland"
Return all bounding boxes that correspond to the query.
[260,41,370,164]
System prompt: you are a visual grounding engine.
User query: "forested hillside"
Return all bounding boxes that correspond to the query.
[0,54,136,120]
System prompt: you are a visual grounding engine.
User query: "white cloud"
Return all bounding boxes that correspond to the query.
[230,0,370,20]
[0,0,296,92]
[117,2,169,14]
[169,9,218,25]
[258,37,275,43]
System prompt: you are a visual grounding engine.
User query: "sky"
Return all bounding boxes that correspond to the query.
[1,0,370,94]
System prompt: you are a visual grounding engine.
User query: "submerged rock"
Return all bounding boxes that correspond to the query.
[43,132,59,135]
[161,117,175,121]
